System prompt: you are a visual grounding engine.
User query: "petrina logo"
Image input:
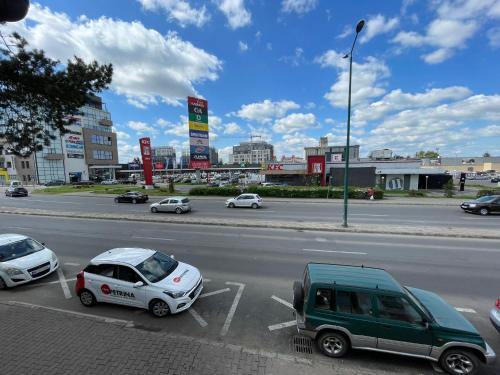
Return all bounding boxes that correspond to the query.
[101,284,111,295]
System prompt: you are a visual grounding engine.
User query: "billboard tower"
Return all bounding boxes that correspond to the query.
[188,96,211,169]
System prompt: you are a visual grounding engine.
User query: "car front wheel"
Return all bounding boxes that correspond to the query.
[149,299,170,317]
[132,199,137,204]
[151,207,158,213]
[479,208,489,216]
[0,277,7,290]
[440,349,479,375]
[317,331,349,358]
[228,203,235,208]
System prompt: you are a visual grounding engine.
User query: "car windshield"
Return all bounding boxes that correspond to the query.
[181,198,189,203]
[475,196,496,203]
[404,287,434,321]
[0,238,45,262]
[135,251,178,283]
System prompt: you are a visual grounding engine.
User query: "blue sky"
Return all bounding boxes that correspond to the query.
[4,0,500,162]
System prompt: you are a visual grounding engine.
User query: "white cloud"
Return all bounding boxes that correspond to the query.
[360,15,399,43]
[224,122,242,134]
[215,0,252,29]
[116,131,131,140]
[209,115,223,130]
[315,51,390,108]
[137,0,210,27]
[238,41,249,52]
[128,121,158,135]
[117,142,141,163]
[436,0,500,20]
[274,132,317,158]
[487,27,500,48]
[324,118,335,124]
[478,125,500,136]
[233,99,300,123]
[6,4,222,108]
[279,47,305,66]
[305,102,316,109]
[266,42,273,50]
[337,25,352,39]
[273,113,319,133]
[282,0,318,14]
[163,116,188,137]
[218,146,234,163]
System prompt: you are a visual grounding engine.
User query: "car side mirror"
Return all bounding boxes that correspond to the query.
[41,242,46,246]
[133,281,144,288]
[170,255,175,259]
[421,319,430,330]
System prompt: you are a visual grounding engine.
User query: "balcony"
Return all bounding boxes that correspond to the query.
[43,153,64,160]
[98,119,113,127]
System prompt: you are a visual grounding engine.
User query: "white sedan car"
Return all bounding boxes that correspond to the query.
[75,248,203,317]
[226,193,262,209]
[0,234,59,289]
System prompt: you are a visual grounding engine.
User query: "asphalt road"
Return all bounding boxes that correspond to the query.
[1,193,499,230]
[0,214,499,374]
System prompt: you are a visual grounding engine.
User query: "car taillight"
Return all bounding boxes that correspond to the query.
[75,271,85,294]
[496,298,500,309]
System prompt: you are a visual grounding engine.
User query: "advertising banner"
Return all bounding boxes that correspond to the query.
[307,155,326,186]
[64,132,84,159]
[139,137,153,186]
[187,96,210,169]
[154,162,165,170]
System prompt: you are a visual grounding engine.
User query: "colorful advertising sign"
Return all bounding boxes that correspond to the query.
[188,96,210,169]
[64,132,84,159]
[139,137,153,186]
[154,162,165,170]
[307,155,326,186]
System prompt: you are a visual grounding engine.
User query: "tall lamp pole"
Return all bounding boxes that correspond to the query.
[342,19,365,228]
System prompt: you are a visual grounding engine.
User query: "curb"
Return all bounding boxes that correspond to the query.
[1,207,499,240]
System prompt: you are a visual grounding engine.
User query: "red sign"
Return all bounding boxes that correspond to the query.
[101,284,111,295]
[154,162,165,170]
[190,160,211,169]
[188,96,208,109]
[173,277,181,283]
[139,137,153,186]
[267,164,283,171]
[307,155,326,186]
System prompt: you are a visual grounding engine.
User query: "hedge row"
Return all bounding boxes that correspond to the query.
[477,188,500,197]
[189,186,384,199]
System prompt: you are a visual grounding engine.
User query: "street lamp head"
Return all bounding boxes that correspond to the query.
[356,19,365,34]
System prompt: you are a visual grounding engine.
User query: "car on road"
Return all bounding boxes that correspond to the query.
[293,263,496,375]
[101,179,118,185]
[114,191,149,204]
[5,186,28,197]
[75,248,203,317]
[0,234,59,289]
[460,195,500,215]
[226,193,262,209]
[491,298,500,333]
[45,180,65,186]
[491,177,500,183]
[150,197,191,214]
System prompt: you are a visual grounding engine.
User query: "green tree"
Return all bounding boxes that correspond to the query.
[483,152,491,157]
[443,179,455,198]
[0,33,113,156]
[415,150,440,159]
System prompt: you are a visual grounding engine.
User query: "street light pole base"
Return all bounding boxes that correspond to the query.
[342,222,348,228]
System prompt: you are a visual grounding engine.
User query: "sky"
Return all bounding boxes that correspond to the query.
[3,0,500,163]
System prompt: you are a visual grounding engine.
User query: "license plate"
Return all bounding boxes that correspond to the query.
[31,266,49,276]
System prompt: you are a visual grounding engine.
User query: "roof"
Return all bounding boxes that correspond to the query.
[376,168,447,175]
[0,234,29,246]
[307,263,404,293]
[165,196,188,200]
[91,248,156,266]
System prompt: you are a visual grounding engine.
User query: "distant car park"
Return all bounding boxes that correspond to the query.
[101,179,118,185]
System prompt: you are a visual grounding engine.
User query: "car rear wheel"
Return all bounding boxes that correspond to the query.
[0,277,7,290]
[132,199,137,204]
[440,349,479,375]
[151,207,158,213]
[251,203,258,209]
[175,207,182,214]
[149,299,170,317]
[114,198,119,203]
[317,331,349,358]
[79,289,96,307]
[228,203,235,208]
[479,208,489,216]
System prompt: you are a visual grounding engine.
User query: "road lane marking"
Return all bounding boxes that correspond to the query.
[188,308,208,327]
[455,307,477,314]
[220,282,245,336]
[303,249,367,255]
[64,262,80,267]
[57,268,72,299]
[6,301,134,327]
[350,214,389,217]
[199,288,231,299]
[204,278,212,282]
[271,295,293,310]
[268,320,296,331]
[132,236,175,241]
[27,277,77,287]
[6,226,31,230]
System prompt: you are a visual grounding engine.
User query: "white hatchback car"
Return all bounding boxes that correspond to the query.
[150,197,192,214]
[0,234,59,289]
[226,193,262,209]
[76,248,203,317]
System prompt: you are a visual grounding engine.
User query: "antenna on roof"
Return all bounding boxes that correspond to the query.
[361,264,364,268]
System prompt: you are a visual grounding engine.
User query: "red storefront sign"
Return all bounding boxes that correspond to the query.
[267,164,283,171]
[154,162,165,170]
[139,137,153,186]
[190,160,211,169]
[307,155,326,186]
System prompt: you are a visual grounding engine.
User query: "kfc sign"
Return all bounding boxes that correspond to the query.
[267,164,284,171]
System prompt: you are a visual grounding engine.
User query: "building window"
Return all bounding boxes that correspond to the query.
[6,161,12,168]
[26,161,30,169]
[22,175,26,182]
[93,150,113,160]
[21,161,25,169]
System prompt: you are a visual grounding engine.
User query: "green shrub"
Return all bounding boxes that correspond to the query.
[408,189,426,197]
[443,179,455,198]
[477,188,500,197]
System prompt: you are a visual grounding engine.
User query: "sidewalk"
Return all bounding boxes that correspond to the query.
[0,302,338,375]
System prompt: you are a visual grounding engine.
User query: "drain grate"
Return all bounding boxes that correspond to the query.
[292,335,313,354]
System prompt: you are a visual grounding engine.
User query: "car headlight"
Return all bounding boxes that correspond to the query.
[469,203,477,208]
[163,291,185,299]
[4,267,24,277]
[51,252,58,262]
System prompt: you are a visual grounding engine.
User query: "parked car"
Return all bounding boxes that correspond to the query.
[460,195,500,215]
[261,182,275,187]
[207,181,219,187]
[226,194,262,209]
[0,234,59,289]
[293,263,496,375]
[491,177,500,183]
[491,298,500,333]
[114,192,149,204]
[5,186,28,197]
[72,181,94,187]
[150,197,191,214]
[101,179,118,185]
[75,248,203,317]
[45,180,65,186]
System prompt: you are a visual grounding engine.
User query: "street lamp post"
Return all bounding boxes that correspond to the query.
[342,19,365,228]
[425,175,429,190]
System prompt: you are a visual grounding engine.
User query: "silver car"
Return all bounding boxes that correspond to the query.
[226,194,262,208]
[150,197,192,214]
[491,298,500,333]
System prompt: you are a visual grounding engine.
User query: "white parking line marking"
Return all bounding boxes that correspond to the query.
[204,278,212,282]
[188,308,208,327]
[7,301,134,327]
[351,214,388,217]
[220,282,245,336]
[303,249,367,255]
[64,262,80,267]
[6,226,31,230]
[29,277,77,287]
[271,295,293,310]
[268,320,296,331]
[199,288,230,299]
[132,236,175,241]
[455,307,477,314]
[57,268,72,299]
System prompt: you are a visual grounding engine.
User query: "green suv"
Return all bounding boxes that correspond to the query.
[293,263,496,375]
